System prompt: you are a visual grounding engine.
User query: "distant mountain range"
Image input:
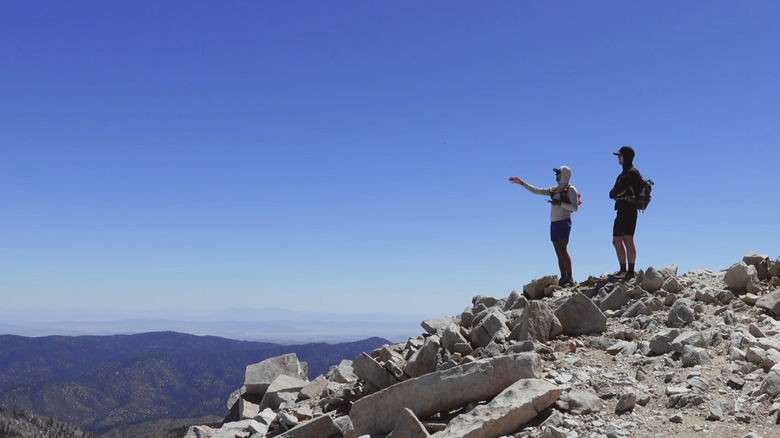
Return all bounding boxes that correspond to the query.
[0,308,429,343]
[0,331,391,435]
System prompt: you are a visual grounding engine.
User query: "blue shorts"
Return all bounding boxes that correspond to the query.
[550,218,572,242]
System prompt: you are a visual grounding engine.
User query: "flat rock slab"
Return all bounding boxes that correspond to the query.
[276,414,341,438]
[349,353,543,436]
[432,378,562,438]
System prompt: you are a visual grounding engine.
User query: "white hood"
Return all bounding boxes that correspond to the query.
[555,165,572,192]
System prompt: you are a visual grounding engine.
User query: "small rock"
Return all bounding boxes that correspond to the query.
[706,401,723,421]
[615,392,636,413]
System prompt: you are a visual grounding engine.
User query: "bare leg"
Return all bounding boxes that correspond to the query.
[613,236,626,265]
[553,239,571,277]
[623,235,636,264]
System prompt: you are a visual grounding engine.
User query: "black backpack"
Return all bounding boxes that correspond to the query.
[631,175,654,211]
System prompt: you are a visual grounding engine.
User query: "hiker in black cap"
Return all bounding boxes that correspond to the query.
[609,146,642,279]
[509,166,579,287]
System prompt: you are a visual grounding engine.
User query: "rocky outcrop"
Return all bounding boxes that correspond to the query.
[184,252,780,438]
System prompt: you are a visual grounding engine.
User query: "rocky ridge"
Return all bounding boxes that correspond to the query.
[184,251,780,438]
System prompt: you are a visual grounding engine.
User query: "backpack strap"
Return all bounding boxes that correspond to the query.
[559,184,580,205]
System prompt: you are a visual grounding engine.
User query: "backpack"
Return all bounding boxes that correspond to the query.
[631,175,654,211]
[559,185,582,206]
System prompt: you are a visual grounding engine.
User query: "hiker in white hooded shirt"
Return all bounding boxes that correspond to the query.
[509,166,579,287]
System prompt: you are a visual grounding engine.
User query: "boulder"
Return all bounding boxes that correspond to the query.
[353,352,400,391]
[694,288,718,304]
[238,395,261,420]
[661,276,684,293]
[422,316,456,336]
[743,251,769,273]
[260,374,308,410]
[769,257,780,278]
[706,401,723,421]
[724,261,760,293]
[657,264,679,278]
[432,379,562,438]
[275,414,342,438]
[510,301,561,343]
[458,307,476,328]
[504,289,528,311]
[599,285,630,311]
[554,293,607,336]
[471,310,508,348]
[556,389,602,414]
[349,353,543,436]
[670,330,707,353]
[441,323,469,354]
[245,353,308,396]
[640,267,665,292]
[255,408,277,426]
[472,295,499,308]
[756,288,780,316]
[226,387,245,411]
[667,299,694,328]
[715,289,735,305]
[523,275,558,300]
[615,392,637,413]
[212,420,265,438]
[405,335,441,378]
[681,345,710,367]
[386,408,429,438]
[183,426,215,438]
[606,340,637,357]
[760,364,780,397]
[325,359,357,384]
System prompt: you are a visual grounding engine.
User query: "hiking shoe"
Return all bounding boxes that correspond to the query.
[559,276,575,288]
[608,271,625,282]
[623,271,635,281]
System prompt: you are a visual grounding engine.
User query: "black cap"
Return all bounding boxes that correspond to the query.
[613,146,635,158]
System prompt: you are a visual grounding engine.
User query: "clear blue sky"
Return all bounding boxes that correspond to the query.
[2,1,779,323]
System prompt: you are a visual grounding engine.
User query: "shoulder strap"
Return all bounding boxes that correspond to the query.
[559,184,572,203]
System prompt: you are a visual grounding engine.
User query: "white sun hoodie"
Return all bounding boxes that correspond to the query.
[518,165,579,222]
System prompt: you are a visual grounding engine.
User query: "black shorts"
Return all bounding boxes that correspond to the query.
[613,208,638,237]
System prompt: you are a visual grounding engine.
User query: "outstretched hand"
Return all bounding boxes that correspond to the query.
[509,177,524,185]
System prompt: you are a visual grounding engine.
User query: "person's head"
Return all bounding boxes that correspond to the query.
[613,146,635,167]
[553,166,571,186]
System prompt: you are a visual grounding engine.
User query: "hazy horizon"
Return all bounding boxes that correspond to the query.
[0,306,432,343]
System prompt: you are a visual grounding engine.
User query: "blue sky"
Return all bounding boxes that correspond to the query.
[2,1,779,325]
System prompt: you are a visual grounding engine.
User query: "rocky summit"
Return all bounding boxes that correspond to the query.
[184,251,780,438]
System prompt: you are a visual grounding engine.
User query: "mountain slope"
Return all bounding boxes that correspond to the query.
[0,331,276,394]
[0,406,100,438]
[0,332,389,433]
